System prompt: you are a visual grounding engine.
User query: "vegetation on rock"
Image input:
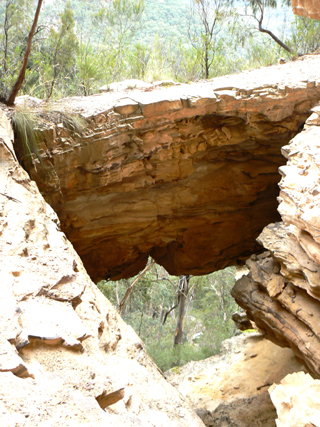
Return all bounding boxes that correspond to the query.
[11,104,85,167]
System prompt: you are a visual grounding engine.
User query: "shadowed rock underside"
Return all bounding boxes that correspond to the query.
[25,54,320,281]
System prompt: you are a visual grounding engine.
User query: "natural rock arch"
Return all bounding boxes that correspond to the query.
[23,55,320,281]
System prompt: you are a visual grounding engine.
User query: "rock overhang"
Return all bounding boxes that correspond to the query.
[23,54,320,281]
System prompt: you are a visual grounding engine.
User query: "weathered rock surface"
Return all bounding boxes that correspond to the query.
[232,104,320,377]
[21,54,320,281]
[165,333,307,427]
[0,110,205,426]
[291,0,320,20]
[99,79,154,92]
[269,371,320,427]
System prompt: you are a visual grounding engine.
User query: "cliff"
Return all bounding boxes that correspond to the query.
[232,103,320,377]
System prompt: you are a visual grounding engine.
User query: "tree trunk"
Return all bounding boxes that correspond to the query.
[162,304,177,325]
[47,67,58,100]
[202,31,210,80]
[6,0,43,106]
[47,31,64,100]
[173,275,190,347]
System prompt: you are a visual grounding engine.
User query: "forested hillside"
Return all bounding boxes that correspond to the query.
[131,0,190,43]
[44,0,191,43]
[1,0,320,102]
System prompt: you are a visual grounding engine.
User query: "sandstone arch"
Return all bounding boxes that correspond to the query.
[24,55,320,281]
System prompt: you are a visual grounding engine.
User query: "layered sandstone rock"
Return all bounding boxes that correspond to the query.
[291,0,320,20]
[23,54,320,281]
[232,104,320,377]
[166,333,307,427]
[0,110,205,426]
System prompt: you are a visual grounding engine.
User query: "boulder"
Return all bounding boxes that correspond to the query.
[232,311,254,331]
[269,371,320,427]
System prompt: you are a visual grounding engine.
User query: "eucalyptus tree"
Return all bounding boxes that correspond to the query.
[289,16,320,54]
[76,41,104,96]
[94,0,145,81]
[188,0,234,79]
[46,2,78,99]
[6,0,43,105]
[241,0,292,53]
[173,275,190,348]
[0,0,43,102]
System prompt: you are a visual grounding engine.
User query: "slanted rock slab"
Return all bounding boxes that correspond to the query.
[165,333,307,427]
[0,108,205,426]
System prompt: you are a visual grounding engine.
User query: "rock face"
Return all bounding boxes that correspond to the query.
[232,104,320,377]
[24,54,320,281]
[0,110,205,426]
[269,371,320,427]
[291,0,320,19]
[165,333,307,427]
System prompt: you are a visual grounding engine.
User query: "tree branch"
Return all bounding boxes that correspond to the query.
[117,260,155,314]
[162,304,178,325]
[258,21,292,53]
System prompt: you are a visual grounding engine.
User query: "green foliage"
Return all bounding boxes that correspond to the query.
[93,0,145,81]
[188,0,234,78]
[46,2,78,98]
[102,0,145,31]
[237,0,292,54]
[0,0,308,102]
[127,42,151,80]
[135,0,190,45]
[288,16,320,55]
[20,1,79,99]
[0,0,35,98]
[76,41,105,96]
[166,40,202,82]
[245,35,290,66]
[246,0,277,15]
[97,264,237,372]
[142,35,172,82]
